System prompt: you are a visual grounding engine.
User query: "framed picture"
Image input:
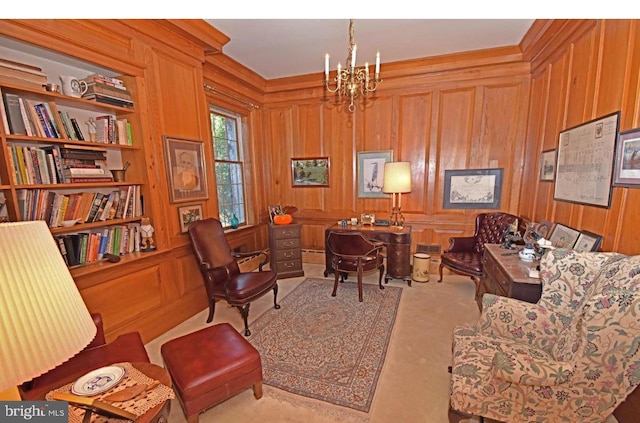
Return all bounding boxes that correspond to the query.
[613,127,640,187]
[573,230,603,252]
[533,220,555,240]
[357,150,393,198]
[443,168,503,209]
[539,149,556,181]
[291,157,330,187]
[163,136,209,203]
[178,204,203,233]
[548,223,581,249]
[554,111,620,208]
[268,205,283,223]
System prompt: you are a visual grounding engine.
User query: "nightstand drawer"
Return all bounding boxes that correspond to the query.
[272,225,300,239]
[274,249,301,261]
[275,259,303,273]
[275,238,300,250]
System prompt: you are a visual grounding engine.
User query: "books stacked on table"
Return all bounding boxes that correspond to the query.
[81,73,134,109]
[0,58,47,89]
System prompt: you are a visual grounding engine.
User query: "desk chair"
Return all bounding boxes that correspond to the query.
[326,231,385,302]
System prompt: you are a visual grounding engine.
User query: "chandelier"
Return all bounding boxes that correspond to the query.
[324,19,381,112]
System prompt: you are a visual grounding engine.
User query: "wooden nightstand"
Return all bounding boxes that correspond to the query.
[268,223,304,279]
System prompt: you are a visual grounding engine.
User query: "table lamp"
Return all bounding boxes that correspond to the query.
[0,221,97,400]
[382,162,412,227]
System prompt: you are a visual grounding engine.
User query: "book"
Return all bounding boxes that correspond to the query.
[1,92,25,135]
[77,192,96,223]
[44,102,68,139]
[85,192,105,223]
[83,81,132,99]
[55,236,69,266]
[67,176,114,183]
[7,145,19,184]
[17,97,35,136]
[98,190,117,221]
[0,63,47,86]
[82,73,126,88]
[34,103,57,138]
[41,145,65,183]
[24,99,46,137]
[70,117,85,140]
[59,111,77,140]
[83,93,134,109]
[14,146,28,184]
[62,235,78,266]
[0,87,10,134]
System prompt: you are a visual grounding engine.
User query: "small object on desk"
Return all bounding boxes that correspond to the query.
[374,219,390,226]
[528,268,540,278]
[361,213,375,225]
[103,253,121,263]
[103,380,160,402]
[52,392,137,421]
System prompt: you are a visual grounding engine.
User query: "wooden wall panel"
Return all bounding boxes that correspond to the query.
[521,19,640,255]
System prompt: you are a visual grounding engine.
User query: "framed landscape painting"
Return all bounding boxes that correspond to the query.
[291,157,330,187]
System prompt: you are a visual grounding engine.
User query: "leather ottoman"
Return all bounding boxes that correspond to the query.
[160,323,263,423]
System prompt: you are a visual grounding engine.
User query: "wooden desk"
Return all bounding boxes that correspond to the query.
[324,224,412,286]
[477,244,542,310]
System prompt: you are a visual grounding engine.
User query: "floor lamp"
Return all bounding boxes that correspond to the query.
[0,221,97,400]
[382,162,412,227]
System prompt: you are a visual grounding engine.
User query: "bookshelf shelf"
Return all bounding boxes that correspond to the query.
[0,53,149,271]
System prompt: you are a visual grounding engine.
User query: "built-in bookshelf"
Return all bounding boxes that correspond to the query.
[0,44,150,272]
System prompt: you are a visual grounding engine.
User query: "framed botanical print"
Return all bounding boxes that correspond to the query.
[548,223,580,249]
[357,150,393,198]
[573,230,603,252]
[178,204,203,233]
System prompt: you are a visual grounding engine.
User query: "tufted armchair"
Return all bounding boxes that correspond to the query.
[438,212,518,301]
[448,249,640,423]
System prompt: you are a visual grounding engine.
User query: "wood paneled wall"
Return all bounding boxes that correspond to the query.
[519,20,640,254]
[248,50,532,253]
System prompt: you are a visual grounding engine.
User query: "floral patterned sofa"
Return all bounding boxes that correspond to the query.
[449,248,640,422]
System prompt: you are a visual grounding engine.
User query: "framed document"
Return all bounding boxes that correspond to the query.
[443,168,503,209]
[554,111,620,208]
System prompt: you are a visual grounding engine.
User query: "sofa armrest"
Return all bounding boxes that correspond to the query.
[478,294,567,351]
[491,344,573,386]
[445,236,476,253]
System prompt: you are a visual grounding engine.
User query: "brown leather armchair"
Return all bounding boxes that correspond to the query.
[188,218,280,336]
[19,313,149,400]
[326,231,385,302]
[438,212,518,299]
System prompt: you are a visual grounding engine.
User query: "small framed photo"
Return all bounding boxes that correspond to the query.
[163,136,209,203]
[178,204,203,233]
[443,168,503,209]
[613,127,640,187]
[533,220,555,240]
[291,157,330,187]
[539,149,556,181]
[548,223,581,249]
[573,231,603,252]
[357,150,393,198]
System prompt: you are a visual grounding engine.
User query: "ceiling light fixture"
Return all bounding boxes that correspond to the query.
[324,19,381,112]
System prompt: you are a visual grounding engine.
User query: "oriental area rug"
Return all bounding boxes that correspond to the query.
[247,278,402,413]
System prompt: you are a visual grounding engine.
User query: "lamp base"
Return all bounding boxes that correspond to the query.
[389,207,405,227]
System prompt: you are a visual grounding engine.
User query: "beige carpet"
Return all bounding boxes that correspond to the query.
[144,263,620,423]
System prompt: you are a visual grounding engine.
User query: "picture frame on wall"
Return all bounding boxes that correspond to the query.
[539,149,557,181]
[163,136,209,203]
[573,230,603,252]
[548,223,581,249]
[291,157,330,187]
[443,168,503,209]
[613,127,640,187]
[178,204,203,233]
[554,111,620,208]
[357,150,393,198]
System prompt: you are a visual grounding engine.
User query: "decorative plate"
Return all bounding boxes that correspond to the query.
[71,365,126,396]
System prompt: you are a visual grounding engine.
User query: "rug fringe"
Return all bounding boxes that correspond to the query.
[264,385,370,423]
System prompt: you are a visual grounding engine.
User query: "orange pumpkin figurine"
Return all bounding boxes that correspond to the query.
[274,214,293,225]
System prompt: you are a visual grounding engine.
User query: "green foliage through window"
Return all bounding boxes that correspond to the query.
[210,109,245,228]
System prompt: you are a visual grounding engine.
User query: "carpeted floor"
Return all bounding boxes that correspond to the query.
[143,263,623,423]
[247,277,402,412]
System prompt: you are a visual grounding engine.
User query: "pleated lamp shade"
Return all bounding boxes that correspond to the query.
[382,162,412,193]
[0,221,96,394]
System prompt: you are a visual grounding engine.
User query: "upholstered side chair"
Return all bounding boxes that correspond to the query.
[188,218,280,336]
[326,231,385,302]
[438,212,518,300]
[449,249,640,423]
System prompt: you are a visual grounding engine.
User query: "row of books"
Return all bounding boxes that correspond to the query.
[16,185,142,227]
[7,144,111,185]
[93,115,134,145]
[0,89,88,140]
[55,223,142,266]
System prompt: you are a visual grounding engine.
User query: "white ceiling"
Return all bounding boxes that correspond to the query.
[205,19,535,80]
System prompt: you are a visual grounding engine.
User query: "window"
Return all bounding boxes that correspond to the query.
[210,107,246,228]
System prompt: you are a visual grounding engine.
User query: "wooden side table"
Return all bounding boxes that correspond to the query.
[268,223,304,279]
[477,244,542,310]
